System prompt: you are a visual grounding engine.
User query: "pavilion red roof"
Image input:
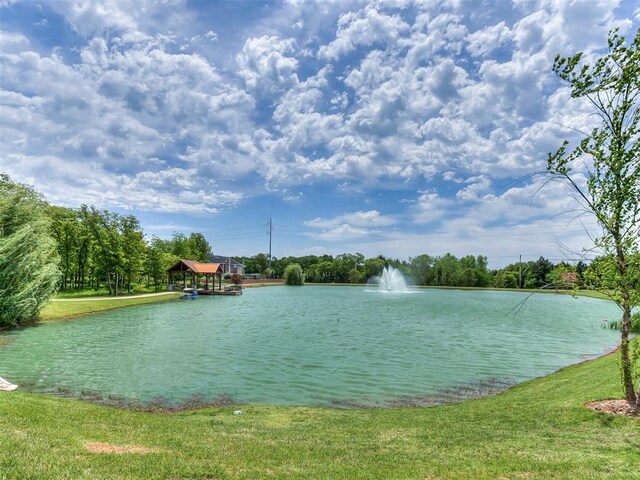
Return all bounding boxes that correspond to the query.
[167,259,223,274]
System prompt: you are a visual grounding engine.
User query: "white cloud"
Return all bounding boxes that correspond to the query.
[310,223,372,240]
[236,35,299,95]
[318,5,410,60]
[466,21,512,57]
[456,176,492,201]
[344,49,396,96]
[46,0,193,43]
[404,12,468,65]
[0,31,30,53]
[2,153,244,214]
[303,209,400,242]
[0,22,257,212]
[51,0,142,37]
[306,209,397,229]
[411,191,454,225]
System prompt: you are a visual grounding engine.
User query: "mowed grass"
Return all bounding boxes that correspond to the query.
[38,293,181,321]
[1,345,638,479]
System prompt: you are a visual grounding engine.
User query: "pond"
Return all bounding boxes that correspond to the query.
[0,286,620,407]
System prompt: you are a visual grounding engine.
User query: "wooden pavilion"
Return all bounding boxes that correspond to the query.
[167,259,224,293]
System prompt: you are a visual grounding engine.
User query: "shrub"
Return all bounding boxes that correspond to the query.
[284,264,304,285]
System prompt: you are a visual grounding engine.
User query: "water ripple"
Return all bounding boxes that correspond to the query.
[0,286,620,406]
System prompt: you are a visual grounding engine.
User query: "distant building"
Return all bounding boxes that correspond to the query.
[209,255,245,275]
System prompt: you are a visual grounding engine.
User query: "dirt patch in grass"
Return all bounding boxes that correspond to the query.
[585,399,639,417]
[84,441,161,454]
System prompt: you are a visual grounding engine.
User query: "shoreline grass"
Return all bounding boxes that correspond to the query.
[38,293,182,322]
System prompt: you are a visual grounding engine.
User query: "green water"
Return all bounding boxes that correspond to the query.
[0,287,620,406]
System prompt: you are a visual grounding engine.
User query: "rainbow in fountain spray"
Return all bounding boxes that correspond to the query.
[372,266,411,292]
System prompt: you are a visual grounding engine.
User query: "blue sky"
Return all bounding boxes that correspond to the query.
[1,0,638,267]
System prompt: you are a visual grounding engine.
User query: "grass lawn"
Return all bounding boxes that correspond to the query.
[1,289,637,479]
[39,293,181,321]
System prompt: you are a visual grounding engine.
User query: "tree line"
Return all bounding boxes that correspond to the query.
[1,172,633,303]
[48,205,214,295]
[238,251,611,290]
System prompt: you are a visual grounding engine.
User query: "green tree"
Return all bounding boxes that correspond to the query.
[83,207,126,295]
[493,270,518,289]
[188,232,212,262]
[459,255,489,287]
[528,256,554,288]
[145,236,170,292]
[364,257,386,281]
[307,260,333,282]
[331,254,359,283]
[48,206,78,291]
[547,28,640,409]
[170,232,192,259]
[254,253,269,275]
[546,263,576,289]
[74,207,95,291]
[474,255,491,287]
[435,253,461,286]
[121,215,145,294]
[284,263,304,285]
[0,175,60,327]
[348,268,365,284]
[410,255,435,286]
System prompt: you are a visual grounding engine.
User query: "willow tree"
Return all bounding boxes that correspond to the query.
[283,263,305,285]
[547,29,640,409]
[0,174,60,327]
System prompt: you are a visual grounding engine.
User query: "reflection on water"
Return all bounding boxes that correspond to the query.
[0,287,619,406]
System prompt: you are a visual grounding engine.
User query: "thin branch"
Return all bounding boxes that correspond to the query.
[509,284,556,317]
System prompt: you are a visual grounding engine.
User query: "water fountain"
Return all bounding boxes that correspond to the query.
[372,266,411,292]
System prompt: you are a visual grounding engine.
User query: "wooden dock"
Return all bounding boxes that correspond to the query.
[198,288,242,296]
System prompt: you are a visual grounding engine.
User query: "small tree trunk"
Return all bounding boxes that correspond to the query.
[620,297,636,406]
[614,237,637,407]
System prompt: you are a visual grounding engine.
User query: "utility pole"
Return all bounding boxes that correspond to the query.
[519,254,522,289]
[267,217,273,270]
